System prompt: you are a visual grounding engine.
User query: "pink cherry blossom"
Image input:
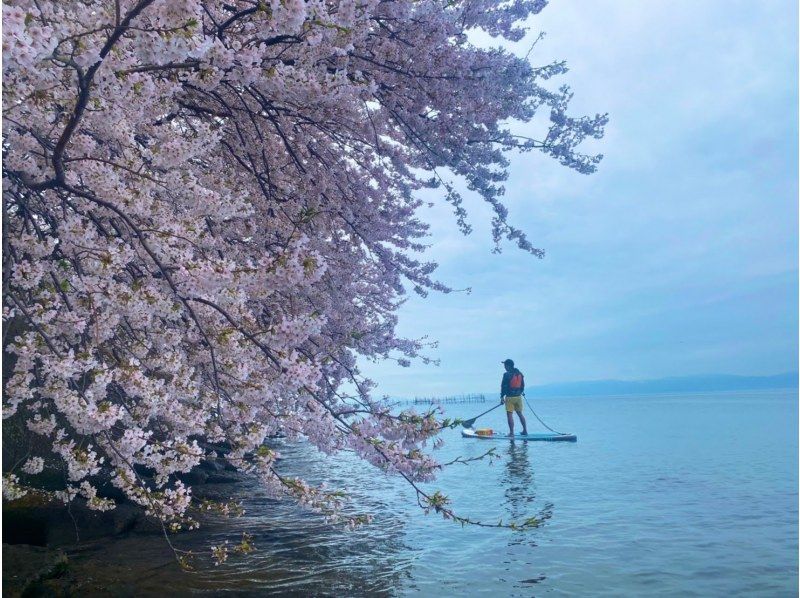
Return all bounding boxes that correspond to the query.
[3,0,603,539]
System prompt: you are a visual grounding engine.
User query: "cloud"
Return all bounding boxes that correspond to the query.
[361,0,798,397]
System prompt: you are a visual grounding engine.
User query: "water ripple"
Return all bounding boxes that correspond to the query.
[65,390,797,596]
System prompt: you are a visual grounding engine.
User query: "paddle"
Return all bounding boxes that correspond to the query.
[461,402,502,428]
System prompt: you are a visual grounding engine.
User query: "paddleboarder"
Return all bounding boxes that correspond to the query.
[501,359,528,436]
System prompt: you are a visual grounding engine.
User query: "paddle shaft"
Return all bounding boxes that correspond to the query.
[462,402,502,428]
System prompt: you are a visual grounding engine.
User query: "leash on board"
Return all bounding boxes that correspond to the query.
[523,393,565,436]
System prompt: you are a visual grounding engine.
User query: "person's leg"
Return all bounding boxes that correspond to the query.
[517,410,528,435]
[506,410,515,435]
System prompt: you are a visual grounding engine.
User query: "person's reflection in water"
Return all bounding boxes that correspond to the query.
[501,440,535,522]
[501,441,554,543]
[500,441,551,588]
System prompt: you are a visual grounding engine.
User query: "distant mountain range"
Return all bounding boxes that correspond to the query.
[514,372,798,397]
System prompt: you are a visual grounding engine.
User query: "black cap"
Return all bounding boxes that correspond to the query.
[502,359,514,367]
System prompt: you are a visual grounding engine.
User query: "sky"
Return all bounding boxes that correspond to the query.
[361,0,799,398]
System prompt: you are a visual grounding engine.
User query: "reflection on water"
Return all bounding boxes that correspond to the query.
[503,440,536,541]
[498,440,553,591]
[502,441,534,522]
[64,443,418,596]
[60,391,797,596]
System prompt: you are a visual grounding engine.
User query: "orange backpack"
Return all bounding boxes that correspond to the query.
[509,372,524,393]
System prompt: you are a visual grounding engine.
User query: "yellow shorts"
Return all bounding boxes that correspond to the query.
[504,395,523,412]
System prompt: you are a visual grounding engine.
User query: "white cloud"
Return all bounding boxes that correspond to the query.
[361,0,798,397]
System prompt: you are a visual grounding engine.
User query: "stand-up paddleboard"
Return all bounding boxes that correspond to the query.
[462,427,577,442]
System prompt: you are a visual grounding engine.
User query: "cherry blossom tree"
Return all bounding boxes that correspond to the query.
[2,0,605,548]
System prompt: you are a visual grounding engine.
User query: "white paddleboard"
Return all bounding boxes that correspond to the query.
[462,428,577,442]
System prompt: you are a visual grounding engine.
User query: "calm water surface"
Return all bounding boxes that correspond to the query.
[69,390,798,596]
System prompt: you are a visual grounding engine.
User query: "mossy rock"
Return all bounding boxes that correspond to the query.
[2,496,61,546]
[2,544,69,597]
[3,497,141,547]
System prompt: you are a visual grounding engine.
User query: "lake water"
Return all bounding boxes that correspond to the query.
[67,390,798,596]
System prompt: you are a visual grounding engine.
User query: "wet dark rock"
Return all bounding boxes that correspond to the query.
[3,494,64,546]
[133,464,156,479]
[197,457,225,473]
[177,468,209,485]
[94,481,127,503]
[2,544,69,598]
[200,441,232,454]
[128,514,170,535]
[3,495,141,547]
[48,502,142,546]
[206,473,242,484]
[22,468,68,493]
[4,458,251,552]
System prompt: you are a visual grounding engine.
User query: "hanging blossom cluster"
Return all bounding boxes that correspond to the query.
[2,0,605,531]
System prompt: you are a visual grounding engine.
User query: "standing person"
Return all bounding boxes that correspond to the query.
[500,359,528,436]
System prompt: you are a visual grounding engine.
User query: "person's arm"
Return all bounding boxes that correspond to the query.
[500,373,508,402]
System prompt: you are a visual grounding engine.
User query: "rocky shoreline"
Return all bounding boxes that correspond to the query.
[3,456,248,597]
[3,544,69,597]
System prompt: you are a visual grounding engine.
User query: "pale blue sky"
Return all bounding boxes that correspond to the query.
[361,0,798,398]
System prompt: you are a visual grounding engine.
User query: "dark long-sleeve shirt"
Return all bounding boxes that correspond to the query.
[501,369,525,397]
